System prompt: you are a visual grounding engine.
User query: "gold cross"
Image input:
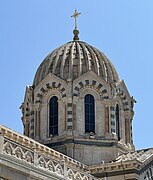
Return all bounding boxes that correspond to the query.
[71,10,81,30]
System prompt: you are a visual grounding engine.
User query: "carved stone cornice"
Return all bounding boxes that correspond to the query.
[0,125,97,180]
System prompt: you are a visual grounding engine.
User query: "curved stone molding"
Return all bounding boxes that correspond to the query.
[74,80,109,99]
[35,82,66,104]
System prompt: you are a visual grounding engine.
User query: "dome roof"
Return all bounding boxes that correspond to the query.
[33,41,119,87]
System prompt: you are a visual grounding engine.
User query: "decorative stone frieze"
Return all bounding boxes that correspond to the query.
[0,125,97,180]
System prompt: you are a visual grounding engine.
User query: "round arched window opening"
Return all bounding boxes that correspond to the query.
[49,96,58,135]
[84,94,95,133]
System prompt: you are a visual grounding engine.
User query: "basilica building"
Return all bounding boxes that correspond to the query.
[0,11,153,180]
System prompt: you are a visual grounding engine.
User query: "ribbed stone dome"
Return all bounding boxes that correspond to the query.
[33,41,119,87]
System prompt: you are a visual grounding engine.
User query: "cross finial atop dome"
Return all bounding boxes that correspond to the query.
[71,9,81,41]
[71,9,81,30]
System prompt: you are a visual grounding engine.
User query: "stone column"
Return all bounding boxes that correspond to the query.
[130,119,133,144]
[35,105,41,140]
[25,121,29,136]
[125,118,130,144]
[34,110,37,138]
[105,106,109,133]
[73,104,77,130]
[37,109,40,138]
[66,79,73,136]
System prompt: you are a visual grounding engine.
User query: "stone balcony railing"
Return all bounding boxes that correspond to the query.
[0,125,98,180]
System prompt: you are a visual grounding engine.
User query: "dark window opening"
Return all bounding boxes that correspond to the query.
[49,96,58,135]
[115,104,120,140]
[85,94,95,133]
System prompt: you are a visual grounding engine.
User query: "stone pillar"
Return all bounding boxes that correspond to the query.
[37,109,40,138]
[35,106,41,140]
[121,109,126,143]
[66,79,73,136]
[67,102,73,132]
[125,118,130,144]
[130,119,133,144]
[73,104,77,130]
[25,122,29,136]
[34,110,37,138]
[105,106,109,133]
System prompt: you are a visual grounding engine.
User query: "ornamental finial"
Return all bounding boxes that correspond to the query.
[71,10,81,41]
[71,9,81,30]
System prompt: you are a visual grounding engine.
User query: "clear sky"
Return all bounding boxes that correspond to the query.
[0,0,153,150]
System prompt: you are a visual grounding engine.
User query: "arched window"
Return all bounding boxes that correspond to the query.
[85,94,95,133]
[115,104,120,140]
[49,96,58,135]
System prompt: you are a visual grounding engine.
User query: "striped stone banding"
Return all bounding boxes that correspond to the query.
[36,82,66,103]
[67,126,72,130]
[102,89,107,94]
[110,106,115,111]
[79,81,83,87]
[35,100,42,104]
[57,83,62,87]
[85,80,89,85]
[40,87,46,93]
[30,126,34,130]
[97,83,103,89]
[111,128,115,133]
[67,102,73,130]
[52,82,56,87]
[67,118,72,122]
[74,81,109,99]
[62,94,66,98]
[117,88,130,112]
[110,106,116,133]
[103,96,109,99]
[60,87,65,92]
[111,121,115,126]
[67,111,72,115]
[74,87,79,91]
[111,114,115,118]
[92,80,96,85]
[37,93,43,98]
[67,103,72,107]
[46,83,51,89]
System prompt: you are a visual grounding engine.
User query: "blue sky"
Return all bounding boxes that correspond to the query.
[0,0,153,150]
